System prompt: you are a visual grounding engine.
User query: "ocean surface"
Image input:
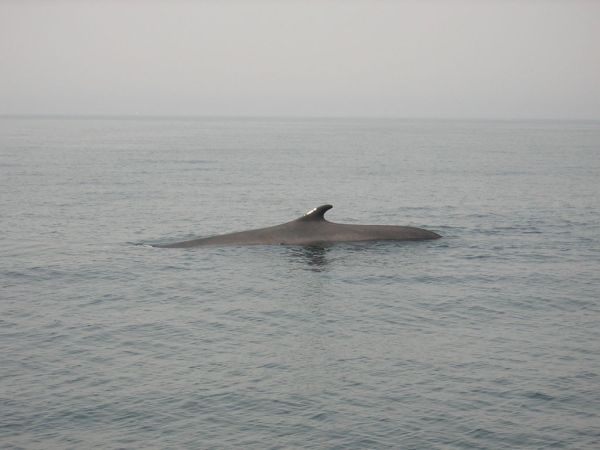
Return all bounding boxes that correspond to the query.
[1,117,599,449]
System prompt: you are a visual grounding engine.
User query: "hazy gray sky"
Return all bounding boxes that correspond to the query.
[1,0,599,119]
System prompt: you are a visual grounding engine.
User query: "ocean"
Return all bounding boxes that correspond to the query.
[1,117,599,449]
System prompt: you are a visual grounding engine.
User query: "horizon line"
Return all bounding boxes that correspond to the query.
[1,113,599,123]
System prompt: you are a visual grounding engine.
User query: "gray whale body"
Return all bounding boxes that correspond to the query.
[154,204,440,248]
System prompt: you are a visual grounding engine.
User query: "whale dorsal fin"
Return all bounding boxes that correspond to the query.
[297,204,333,221]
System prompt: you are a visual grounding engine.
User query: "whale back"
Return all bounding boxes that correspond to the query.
[153,203,440,247]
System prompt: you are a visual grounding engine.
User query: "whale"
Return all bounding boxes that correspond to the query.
[153,204,440,248]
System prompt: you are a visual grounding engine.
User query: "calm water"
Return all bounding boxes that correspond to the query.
[1,117,599,449]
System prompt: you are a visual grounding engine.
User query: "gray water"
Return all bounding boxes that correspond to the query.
[1,117,599,449]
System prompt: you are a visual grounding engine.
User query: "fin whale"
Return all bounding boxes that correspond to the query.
[153,204,440,248]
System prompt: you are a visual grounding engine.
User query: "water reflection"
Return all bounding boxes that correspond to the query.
[286,245,330,271]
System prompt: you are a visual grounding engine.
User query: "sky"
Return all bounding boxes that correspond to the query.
[1,0,599,119]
